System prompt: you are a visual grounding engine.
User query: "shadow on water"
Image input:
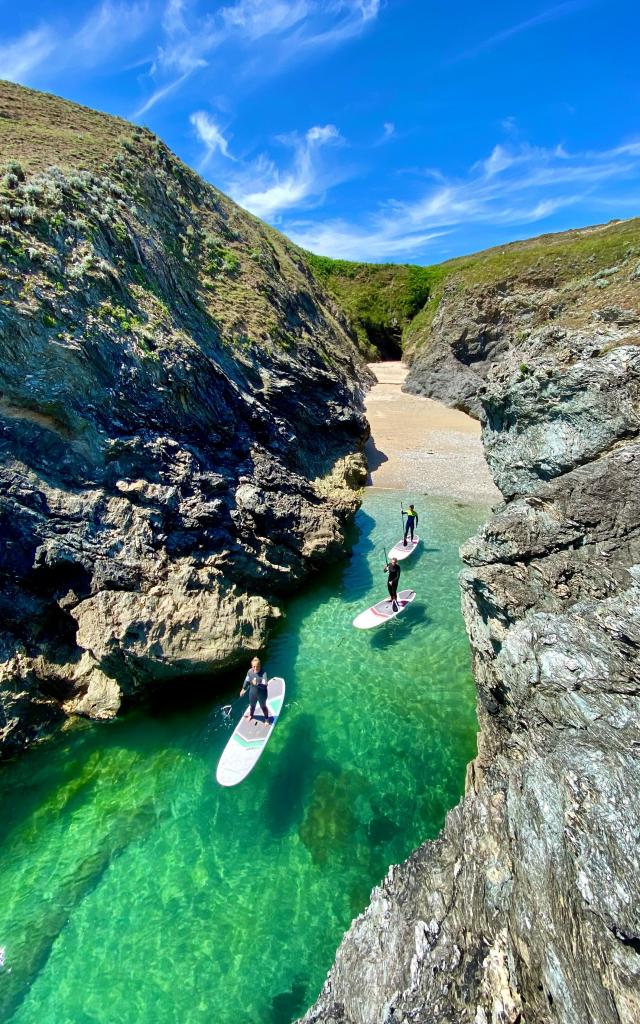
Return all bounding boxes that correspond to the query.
[368,605,431,651]
[343,509,377,599]
[269,975,309,1024]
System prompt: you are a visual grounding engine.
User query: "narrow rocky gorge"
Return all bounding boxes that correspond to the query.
[302,226,640,1023]
[0,82,369,758]
[3,80,640,1024]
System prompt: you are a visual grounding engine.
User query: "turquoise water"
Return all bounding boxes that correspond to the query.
[0,491,488,1024]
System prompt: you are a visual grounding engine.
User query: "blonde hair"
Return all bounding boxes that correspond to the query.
[251,657,261,667]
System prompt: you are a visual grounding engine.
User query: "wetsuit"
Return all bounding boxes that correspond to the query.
[386,562,401,606]
[402,507,419,543]
[243,668,269,721]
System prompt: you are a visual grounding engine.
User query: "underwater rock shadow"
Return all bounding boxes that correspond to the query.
[269,975,309,1024]
[264,713,335,839]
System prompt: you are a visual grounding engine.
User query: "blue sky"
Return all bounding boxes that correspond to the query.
[1,0,639,263]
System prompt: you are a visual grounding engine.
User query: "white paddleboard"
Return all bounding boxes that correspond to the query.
[216,677,285,787]
[388,536,420,561]
[353,589,416,630]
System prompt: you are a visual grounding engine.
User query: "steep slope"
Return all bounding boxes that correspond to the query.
[0,81,369,757]
[404,217,640,414]
[302,227,640,1023]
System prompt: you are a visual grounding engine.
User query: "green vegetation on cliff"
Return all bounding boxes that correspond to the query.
[0,79,358,368]
[303,218,639,362]
[404,217,640,356]
[303,251,445,358]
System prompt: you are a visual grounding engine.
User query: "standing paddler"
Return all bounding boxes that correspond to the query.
[240,657,270,726]
[384,556,401,612]
[401,503,419,546]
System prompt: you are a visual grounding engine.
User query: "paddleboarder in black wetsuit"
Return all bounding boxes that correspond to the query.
[240,657,270,726]
[402,504,419,546]
[384,557,401,611]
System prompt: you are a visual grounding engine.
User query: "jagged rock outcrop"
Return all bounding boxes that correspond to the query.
[302,230,640,1022]
[0,82,369,757]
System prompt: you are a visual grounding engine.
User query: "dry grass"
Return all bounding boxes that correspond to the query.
[0,80,137,173]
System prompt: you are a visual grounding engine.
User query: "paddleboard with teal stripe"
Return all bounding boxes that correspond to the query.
[216,677,286,787]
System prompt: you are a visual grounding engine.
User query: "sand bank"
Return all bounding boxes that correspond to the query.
[364,362,501,504]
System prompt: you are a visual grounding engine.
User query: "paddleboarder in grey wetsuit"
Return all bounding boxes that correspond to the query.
[384,557,401,611]
[240,657,270,726]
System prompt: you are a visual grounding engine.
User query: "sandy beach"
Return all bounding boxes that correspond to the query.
[364,362,501,504]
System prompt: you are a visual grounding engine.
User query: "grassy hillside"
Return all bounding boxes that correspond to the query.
[303,252,445,358]
[0,79,360,370]
[404,217,640,356]
[303,218,640,361]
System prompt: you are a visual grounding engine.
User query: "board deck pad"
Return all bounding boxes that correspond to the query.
[216,677,285,787]
[353,588,416,629]
[388,536,419,561]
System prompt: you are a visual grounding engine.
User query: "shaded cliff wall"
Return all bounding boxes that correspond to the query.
[301,227,640,1024]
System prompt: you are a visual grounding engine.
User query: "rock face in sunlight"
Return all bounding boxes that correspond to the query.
[301,227,640,1022]
[0,82,369,757]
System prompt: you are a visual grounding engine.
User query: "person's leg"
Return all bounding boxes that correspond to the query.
[247,692,257,720]
[260,693,270,725]
[409,521,414,541]
[390,581,398,610]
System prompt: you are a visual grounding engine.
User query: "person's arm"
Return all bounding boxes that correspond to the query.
[240,671,250,696]
[384,564,389,573]
[415,512,419,526]
[260,670,268,687]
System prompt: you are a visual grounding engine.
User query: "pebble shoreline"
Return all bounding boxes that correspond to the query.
[364,362,500,504]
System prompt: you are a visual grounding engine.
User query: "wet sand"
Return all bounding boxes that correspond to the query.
[364,362,501,504]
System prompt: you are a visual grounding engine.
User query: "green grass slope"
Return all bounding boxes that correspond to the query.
[0,79,361,372]
[404,217,640,357]
[303,252,446,359]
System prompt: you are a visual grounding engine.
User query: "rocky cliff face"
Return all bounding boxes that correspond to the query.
[302,226,640,1023]
[0,82,369,758]
[404,218,640,418]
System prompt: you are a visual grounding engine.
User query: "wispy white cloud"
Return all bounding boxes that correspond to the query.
[134,0,381,115]
[0,27,56,83]
[450,0,598,63]
[0,2,150,85]
[71,2,151,66]
[224,123,345,218]
[283,136,640,261]
[220,0,310,40]
[190,111,235,163]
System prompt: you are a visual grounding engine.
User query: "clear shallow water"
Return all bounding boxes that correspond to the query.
[0,492,488,1024]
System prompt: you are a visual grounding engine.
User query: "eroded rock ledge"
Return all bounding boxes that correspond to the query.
[302,254,640,1022]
